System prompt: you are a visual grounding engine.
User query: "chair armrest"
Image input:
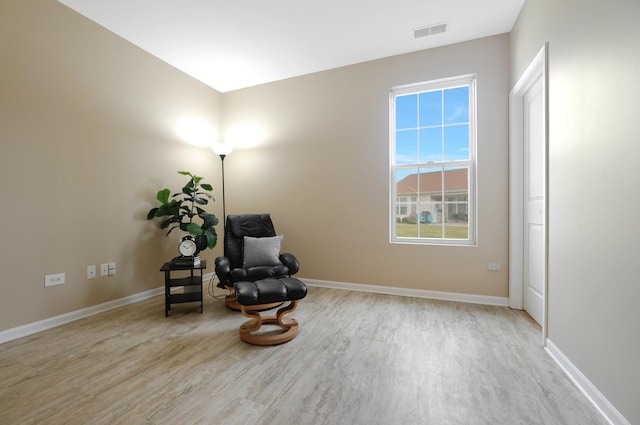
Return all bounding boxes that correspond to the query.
[215,256,232,289]
[230,268,249,282]
[280,253,300,275]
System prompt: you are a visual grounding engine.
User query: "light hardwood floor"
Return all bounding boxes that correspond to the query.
[0,286,607,425]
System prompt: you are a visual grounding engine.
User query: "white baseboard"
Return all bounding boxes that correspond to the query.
[546,339,630,425]
[0,287,164,344]
[1,272,219,345]
[302,278,509,307]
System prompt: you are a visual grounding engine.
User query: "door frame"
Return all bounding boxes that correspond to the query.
[509,44,549,343]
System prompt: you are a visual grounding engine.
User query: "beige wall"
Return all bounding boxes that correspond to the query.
[222,34,510,296]
[2,0,510,340]
[511,0,640,422]
[0,0,224,331]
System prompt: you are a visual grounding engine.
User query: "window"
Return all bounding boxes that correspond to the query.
[390,74,476,245]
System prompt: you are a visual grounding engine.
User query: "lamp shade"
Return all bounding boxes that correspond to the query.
[212,143,233,156]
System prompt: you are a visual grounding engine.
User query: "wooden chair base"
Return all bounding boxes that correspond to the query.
[225,291,283,312]
[239,300,300,345]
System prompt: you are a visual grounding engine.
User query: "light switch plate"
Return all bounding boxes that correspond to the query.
[45,273,65,287]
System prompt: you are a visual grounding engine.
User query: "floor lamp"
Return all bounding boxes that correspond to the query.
[212,144,233,229]
[212,143,233,302]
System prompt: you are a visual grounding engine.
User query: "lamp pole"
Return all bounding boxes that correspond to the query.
[219,153,227,223]
[212,143,233,234]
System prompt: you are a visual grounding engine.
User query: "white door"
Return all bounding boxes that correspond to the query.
[523,75,545,326]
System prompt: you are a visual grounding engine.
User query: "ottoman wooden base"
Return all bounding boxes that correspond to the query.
[239,301,300,346]
[234,278,307,346]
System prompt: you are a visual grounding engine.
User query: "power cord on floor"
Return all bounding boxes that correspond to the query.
[207,272,228,301]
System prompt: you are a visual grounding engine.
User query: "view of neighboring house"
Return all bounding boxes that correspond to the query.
[396,167,469,224]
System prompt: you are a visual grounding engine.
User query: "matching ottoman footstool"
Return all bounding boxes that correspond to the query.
[234,277,307,345]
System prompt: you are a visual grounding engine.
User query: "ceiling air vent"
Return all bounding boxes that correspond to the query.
[414,22,447,39]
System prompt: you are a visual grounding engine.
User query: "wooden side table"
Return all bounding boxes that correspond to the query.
[160,261,207,317]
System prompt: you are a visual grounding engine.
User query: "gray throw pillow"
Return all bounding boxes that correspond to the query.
[243,235,283,268]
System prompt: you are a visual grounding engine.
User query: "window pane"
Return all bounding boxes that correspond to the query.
[444,86,469,124]
[418,198,442,238]
[396,130,418,164]
[419,91,442,127]
[443,124,469,161]
[414,169,444,239]
[442,166,469,239]
[396,167,470,240]
[419,127,442,162]
[395,169,419,237]
[429,203,445,238]
[395,94,417,129]
[396,169,418,195]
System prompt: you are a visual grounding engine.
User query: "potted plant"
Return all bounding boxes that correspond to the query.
[146,171,219,255]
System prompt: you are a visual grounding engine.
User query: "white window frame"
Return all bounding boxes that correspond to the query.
[389,74,477,246]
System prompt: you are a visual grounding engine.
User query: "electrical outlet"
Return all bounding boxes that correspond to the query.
[45,273,65,287]
[108,262,116,276]
[487,261,501,271]
[100,263,109,276]
[87,265,96,279]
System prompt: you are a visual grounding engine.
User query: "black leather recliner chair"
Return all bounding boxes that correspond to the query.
[215,213,300,310]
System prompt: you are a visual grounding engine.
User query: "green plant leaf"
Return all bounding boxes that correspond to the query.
[195,234,208,251]
[200,183,213,191]
[201,213,218,229]
[167,201,183,216]
[146,207,159,220]
[187,223,203,236]
[156,204,171,217]
[194,197,208,205]
[167,225,180,236]
[193,176,203,184]
[178,171,192,177]
[205,229,217,249]
[196,192,214,200]
[156,188,170,204]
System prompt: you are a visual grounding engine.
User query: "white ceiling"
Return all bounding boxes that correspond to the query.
[58,0,525,93]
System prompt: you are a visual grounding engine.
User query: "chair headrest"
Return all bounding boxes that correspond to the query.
[226,214,276,239]
[224,214,277,268]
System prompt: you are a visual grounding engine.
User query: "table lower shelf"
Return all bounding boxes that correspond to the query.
[168,276,201,288]
[167,292,202,304]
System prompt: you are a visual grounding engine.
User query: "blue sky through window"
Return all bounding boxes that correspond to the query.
[395,86,469,173]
